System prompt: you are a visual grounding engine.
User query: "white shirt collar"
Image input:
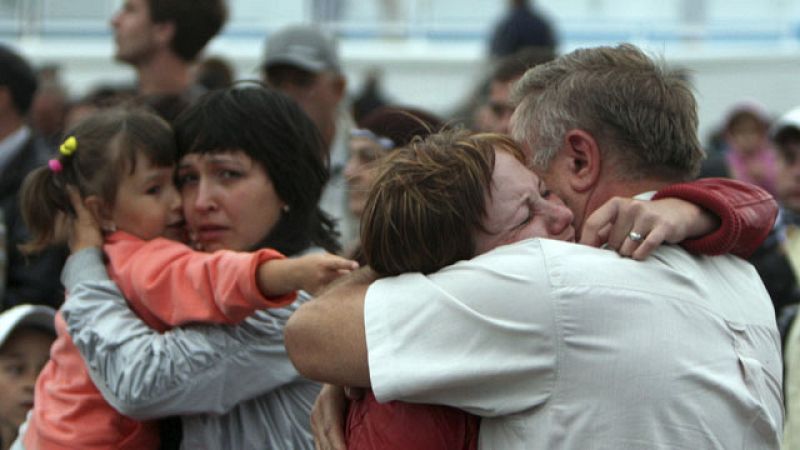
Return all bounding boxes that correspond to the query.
[634,191,657,201]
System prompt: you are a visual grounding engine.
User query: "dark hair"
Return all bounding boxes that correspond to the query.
[20,108,175,253]
[263,64,317,89]
[173,85,340,256]
[137,93,192,124]
[491,46,555,83]
[358,106,443,148]
[361,129,526,276]
[0,44,38,115]
[147,0,227,61]
[775,127,800,163]
[196,56,235,91]
[69,85,137,112]
[726,110,769,134]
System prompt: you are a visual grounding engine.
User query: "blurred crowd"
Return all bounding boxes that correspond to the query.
[0,0,798,449]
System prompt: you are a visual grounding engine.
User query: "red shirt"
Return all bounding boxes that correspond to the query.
[347,390,478,450]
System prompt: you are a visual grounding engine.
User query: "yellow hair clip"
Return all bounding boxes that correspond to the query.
[59,136,77,156]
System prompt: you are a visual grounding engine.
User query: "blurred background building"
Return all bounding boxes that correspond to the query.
[2,0,800,141]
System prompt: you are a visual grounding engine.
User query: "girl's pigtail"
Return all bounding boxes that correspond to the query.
[19,161,73,254]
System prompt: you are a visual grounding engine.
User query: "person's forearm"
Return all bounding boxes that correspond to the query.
[285,268,374,387]
[257,258,301,297]
[654,178,777,258]
[107,237,294,327]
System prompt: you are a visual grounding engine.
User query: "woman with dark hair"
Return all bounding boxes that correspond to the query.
[49,86,342,449]
[174,86,339,256]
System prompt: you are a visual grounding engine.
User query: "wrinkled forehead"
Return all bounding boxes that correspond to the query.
[492,149,539,190]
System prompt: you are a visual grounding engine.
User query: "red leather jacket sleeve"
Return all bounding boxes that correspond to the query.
[652,178,778,259]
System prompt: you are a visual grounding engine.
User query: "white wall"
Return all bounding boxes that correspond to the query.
[5,0,800,146]
[10,35,800,146]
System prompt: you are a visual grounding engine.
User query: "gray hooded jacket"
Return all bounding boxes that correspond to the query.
[58,247,319,449]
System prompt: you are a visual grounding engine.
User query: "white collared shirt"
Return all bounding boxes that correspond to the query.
[366,239,783,449]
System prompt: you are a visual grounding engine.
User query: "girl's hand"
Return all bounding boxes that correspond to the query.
[291,253,360,295]
[580,196,718,260]
[258,254,359,298]
[66,186,103,253]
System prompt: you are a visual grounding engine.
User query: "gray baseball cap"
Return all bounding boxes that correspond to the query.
[262,25,341,73]
[0,304,55,349]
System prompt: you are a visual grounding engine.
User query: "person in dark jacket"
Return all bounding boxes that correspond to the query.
[0,45,67,311]
[489,0,557,59]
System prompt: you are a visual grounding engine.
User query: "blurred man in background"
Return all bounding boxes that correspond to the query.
[110,0,227,119]
[261,24,351,245]
[0,45,67,311]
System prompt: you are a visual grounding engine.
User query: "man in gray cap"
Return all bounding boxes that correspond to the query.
[262,24,351,243]
[262,25,347,152]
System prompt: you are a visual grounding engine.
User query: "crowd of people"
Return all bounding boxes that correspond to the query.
[0,0,797,449]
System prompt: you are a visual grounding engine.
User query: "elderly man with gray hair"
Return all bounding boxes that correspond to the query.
[286,44,783,450]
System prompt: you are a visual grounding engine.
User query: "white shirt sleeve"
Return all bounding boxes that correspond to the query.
[365,239,558,417]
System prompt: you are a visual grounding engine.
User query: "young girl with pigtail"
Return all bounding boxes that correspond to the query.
[17,107,357,449]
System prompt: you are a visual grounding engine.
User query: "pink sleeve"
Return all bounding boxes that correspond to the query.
[105,233,295,330]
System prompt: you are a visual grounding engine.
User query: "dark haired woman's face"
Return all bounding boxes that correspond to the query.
[176,150,285,252]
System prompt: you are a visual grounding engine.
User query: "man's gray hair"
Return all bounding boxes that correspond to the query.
[510,44,705,181]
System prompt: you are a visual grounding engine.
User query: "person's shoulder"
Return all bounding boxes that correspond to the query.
[435,238,581,282]
[643,247,768,301]
[29,133,56,164]
[446,238,595,269]
[0,132,52,192]
[533,238,611,259]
